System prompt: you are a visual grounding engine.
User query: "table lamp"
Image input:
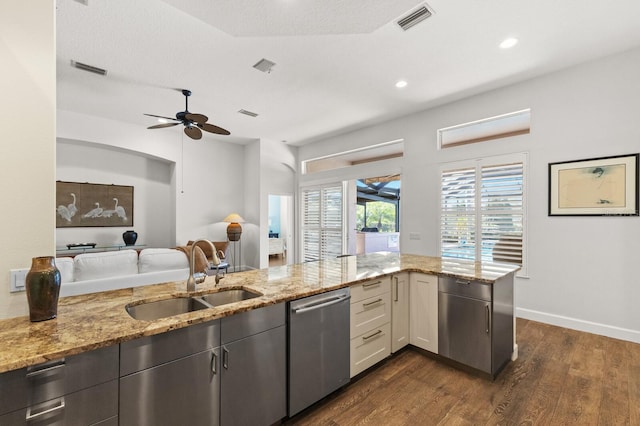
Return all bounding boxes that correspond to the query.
[223,213,245,241]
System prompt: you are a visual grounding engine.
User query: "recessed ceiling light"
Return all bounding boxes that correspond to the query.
[499,37,518,49]
[395,80,408,88]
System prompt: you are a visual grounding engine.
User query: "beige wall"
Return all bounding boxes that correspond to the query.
[0,1,55,318]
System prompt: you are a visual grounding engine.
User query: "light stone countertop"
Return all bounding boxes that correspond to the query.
[0,253,519,373]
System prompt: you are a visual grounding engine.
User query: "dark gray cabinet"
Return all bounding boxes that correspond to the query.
[119,320,220,426]
[0,345,118,425]
[220,303,286,426]
[438,274,514,377]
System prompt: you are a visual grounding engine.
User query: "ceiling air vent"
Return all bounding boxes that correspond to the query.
[396,4,432,31]
[70,60,107,76]
[253,58,276,73]
[238,109,259,118]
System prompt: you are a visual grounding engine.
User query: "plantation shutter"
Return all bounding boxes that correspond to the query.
[441,159,524,267]
[302,184,343,262]
[480,163,523,264]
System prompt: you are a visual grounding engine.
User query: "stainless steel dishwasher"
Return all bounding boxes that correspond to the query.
[288,287,351,417]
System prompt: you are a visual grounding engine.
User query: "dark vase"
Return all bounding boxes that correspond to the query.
[26,256,61,322]
[123,230,138,246]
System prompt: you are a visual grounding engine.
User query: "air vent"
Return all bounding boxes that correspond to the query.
[397,4,432,31]
[70,60,107,76]
[253,58,276,73]
[238,109,259,118]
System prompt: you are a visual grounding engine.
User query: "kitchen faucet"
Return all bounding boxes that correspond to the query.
[186,239,223,292]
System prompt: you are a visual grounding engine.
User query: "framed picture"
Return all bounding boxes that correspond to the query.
[56,181,134,227]
[548,153,639,216]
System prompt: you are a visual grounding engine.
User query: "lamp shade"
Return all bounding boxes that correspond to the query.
[223,213,245,241]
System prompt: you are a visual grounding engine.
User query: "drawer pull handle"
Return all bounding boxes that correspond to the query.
[362,330,382,341]
[26,360,65,378]
[456,279,471,286]
[362,281,381,288]
[211,351,217,375]
[25,397,65,421]
[394,277,399,302]
[222,347,229,370]
[362,298,383,308]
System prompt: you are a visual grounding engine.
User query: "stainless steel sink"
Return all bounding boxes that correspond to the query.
[126,297,210,321]
[199,289,261,307]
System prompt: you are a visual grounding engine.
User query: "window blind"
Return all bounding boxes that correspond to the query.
[441,160,524,266]
[302,184,343,262]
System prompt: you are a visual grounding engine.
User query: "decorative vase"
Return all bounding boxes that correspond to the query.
[26,256,61,322]
[122,230,138,246]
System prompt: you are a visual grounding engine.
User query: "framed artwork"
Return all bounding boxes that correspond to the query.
[56,181,134,227]
[548,153,639,216]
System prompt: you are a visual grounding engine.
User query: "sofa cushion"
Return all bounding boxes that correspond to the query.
[138,248,189,273]
[56,257,75,284]
[74,250,139,281]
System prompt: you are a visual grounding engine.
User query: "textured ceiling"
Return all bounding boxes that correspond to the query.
[56,0,640,146]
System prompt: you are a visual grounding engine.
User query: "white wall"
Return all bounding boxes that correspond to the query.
[57,110,247,248]
[0,1,55,319]
[299,47,640,343]
[56,140,173,248]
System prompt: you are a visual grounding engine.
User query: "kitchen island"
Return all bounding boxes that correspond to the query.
[0,252,519,374]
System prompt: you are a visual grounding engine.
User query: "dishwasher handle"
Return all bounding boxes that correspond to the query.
[292,294,351,314]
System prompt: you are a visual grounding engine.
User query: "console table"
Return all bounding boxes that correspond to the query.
[56,244,147,257]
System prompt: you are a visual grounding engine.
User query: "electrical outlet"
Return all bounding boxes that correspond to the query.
[409,232,421,240]
[10,268,28,292]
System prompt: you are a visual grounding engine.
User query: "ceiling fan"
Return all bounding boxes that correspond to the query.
[144,89,230,140]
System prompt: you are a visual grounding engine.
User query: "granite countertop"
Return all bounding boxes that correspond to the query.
[0,253,519,373]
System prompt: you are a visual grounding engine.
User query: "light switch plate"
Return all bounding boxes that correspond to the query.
[10,268,28,292]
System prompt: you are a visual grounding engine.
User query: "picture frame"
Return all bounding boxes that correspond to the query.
[548,153,639,216]
[56,181,134,227]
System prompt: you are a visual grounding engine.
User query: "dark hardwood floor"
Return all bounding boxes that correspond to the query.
[285,318,640,425]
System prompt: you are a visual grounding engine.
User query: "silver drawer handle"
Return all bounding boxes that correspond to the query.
[211,351,217,375]
[26,359,65,378]
[26,397,65,421]
[362,298,383,308]
[456,279,471,285]
[362,281,381,288]
[362,330,382,341]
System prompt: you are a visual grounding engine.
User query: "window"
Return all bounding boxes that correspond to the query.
[438,109,531,149]
[440,155,525,272]
[301,184,344,261]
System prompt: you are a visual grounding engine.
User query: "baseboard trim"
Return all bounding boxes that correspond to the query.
[516,308,640,344]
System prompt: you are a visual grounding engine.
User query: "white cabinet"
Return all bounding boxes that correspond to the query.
[391,272,410,353]
[409,273,438,353]
[349,277,392,377]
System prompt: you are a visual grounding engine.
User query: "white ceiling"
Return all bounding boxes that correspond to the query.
[56,0,640,146]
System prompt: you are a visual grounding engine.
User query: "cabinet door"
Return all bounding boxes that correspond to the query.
[391,272,410,353]
[119,349,220,426]
[221,326,286,426]
[409,273,438,353]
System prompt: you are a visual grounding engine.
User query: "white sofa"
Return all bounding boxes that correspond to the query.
[57,248,190,297]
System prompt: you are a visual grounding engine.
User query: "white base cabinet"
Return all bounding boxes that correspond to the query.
[349,277,391,377]
[409,273,438,354]
[390,272,410,353]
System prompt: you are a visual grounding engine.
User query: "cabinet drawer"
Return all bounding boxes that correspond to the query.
[120,320,219,376]
[0,379,118,425]
[350,291,391,338]
[0,345,119,416]
[439,276,491,301]
[350,322,391,377]
[221,303,285,344]
[350,277,390,303]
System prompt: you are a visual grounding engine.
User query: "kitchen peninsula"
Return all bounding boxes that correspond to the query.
[0,252,519,425]
[0,252,519,373]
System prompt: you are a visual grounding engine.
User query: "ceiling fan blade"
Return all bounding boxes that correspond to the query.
[147,122,180,129]
[198,122,231,136]
[144,113,179,121]
[184,113,208,124]
[184,126,202,140]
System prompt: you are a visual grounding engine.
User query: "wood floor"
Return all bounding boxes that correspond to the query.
[285,318,640,425]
